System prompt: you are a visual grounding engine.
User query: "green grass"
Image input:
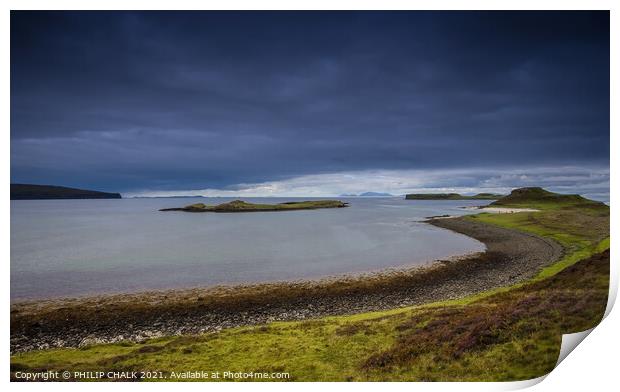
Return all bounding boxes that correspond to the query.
[11,189,610,381]
[468,193,608,279]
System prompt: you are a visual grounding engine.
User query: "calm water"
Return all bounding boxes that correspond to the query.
[11,197,488,300]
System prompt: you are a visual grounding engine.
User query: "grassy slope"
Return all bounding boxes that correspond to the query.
[11,190,610,381]
[472,188,608,280]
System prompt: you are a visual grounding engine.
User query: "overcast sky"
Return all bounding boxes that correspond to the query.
[10,11,610,200]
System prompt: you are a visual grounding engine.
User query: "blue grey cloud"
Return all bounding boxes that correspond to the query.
[11,11,609,195]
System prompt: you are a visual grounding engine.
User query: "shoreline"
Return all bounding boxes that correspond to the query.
[10,216,563,353]
[10,249,481,305]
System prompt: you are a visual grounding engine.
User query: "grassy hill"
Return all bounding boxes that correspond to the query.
[11,184,121,200]
[490,187,605,210]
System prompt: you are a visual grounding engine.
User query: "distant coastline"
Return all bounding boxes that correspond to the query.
[405,192,503,200]
[340,192,394,197]
[10,184,121,200]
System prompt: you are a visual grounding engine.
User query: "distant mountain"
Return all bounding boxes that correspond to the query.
[339,192,394,197]
[405,193,503,200]
[11,184,121,200]
[358,192,393,197]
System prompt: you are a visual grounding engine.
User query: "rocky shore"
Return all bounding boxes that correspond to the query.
[10,217,563,353]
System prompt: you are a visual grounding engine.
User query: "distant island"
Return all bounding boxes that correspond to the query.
[405,192,503,200]
[160,199,348,212]
[339,192,393,197]
[359,192,393,197]
[11,184,121,200]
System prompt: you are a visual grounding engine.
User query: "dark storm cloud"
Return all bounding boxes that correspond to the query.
[11,11,609,192]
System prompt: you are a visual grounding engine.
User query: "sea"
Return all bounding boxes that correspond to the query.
[10,197,488,300]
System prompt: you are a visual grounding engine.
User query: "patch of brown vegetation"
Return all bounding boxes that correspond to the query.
[336,322,375,336]
[362,249,609,370]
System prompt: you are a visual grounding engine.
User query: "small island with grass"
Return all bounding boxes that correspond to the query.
[159,199,349,212]
[405,192,503,200]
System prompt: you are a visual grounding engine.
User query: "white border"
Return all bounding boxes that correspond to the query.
[2,0,617,11]
[3,1,616,391]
